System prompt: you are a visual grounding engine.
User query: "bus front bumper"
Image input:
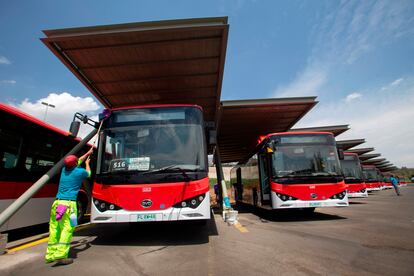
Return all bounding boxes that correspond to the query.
[271,191,349,209]
[348,191,368,198]
[91,192,211,223]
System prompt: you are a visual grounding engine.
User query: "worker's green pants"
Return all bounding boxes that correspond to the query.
[45,200,77,263]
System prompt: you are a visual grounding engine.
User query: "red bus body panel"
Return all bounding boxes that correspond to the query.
[347,182,366,193]
[365,182,381,189]
[93,177,209,211]
[271,181,347,200]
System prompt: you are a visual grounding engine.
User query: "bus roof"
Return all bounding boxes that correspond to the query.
[344,152,359,157]
[290,125,349,137]
[362,165,377,169]
[42,17,229,124]
[0,102,72,138]
[336,139,365,150]
[217,97,317,163]
[345,147,374,155]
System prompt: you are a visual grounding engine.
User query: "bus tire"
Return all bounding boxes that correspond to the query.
[76,195,88,224]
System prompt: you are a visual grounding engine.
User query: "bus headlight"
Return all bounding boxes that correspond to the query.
[173,193,206,209]
[330,191,346,200]
[276,192,298,201]
[93,198,122,212]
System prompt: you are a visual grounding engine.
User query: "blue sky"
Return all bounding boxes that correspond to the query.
[1,0,414,167]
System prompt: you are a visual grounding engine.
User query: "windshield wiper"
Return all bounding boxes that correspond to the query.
[142,165,194,179]
[311,172,338,176]
[278,171,338,178]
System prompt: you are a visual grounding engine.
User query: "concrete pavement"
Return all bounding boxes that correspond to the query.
[1,186,413,275]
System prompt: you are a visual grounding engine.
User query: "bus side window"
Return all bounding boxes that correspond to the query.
[26,136,60,179]
[0,128,22,179]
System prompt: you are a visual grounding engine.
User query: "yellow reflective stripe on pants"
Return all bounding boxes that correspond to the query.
[45,200,77,262]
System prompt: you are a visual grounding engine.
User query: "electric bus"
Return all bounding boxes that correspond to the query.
[91,105,210,223]
[341,153,367,198]
[230,132,348,212]
[0,103,90,232]
[362,165,382,191]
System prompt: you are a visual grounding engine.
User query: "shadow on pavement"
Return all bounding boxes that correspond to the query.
[349,201,367,204]
[73,211,218,247]
[234,203,347,222]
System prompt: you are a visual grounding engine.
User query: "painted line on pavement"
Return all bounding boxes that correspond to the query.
[234,221,249,233]
[6,223,93,254]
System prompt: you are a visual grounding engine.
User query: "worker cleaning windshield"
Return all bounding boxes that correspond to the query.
[45,147,93,265]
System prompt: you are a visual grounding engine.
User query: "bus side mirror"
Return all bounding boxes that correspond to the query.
[69,121,80,137]
[337,148,344,160]
[209,130,217,145]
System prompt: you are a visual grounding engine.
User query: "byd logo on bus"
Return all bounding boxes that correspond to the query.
[141,199,153,208]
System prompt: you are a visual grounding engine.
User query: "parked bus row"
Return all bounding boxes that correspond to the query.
[1,101,410,233]
[229,132,408,212]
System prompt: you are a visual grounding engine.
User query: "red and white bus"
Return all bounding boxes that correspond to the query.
[341,153,368,198]
[362,165,382,191]
[91,105,210,223]
[0,103,90,232]
[230,132,348,212]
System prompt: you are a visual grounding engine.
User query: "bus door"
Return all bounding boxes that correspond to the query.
[258,153,271,206]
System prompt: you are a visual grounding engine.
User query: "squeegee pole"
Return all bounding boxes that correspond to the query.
[214,146,231,209]
[0,128,98,228]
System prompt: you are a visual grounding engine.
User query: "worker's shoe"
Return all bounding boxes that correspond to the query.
[45,258,55,264]
[56,258,73,265]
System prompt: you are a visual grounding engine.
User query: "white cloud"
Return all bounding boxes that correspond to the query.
[390,78,404,87]
[345,92,362,102]
[0,55,11,65]
[295,78,414,167]
[382,78,404,90]
[273,66,327,97]
[11,92,101,138]
[0,80,16,84]
[273,1,413,98]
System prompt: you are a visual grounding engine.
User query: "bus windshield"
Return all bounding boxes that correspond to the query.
[99,107,206,175]
[363,168,379,182]
[270,135,342,178]
[341,156,363,180]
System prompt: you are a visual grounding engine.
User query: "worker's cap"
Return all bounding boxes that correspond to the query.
[64,155,78,168]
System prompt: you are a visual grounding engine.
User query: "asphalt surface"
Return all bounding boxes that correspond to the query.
[1,185,414,276]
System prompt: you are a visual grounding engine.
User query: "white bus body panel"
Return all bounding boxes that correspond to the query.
[348,191,368,198]
[92,192,211,223]
[271,191,348,209]
[0,197,54,232]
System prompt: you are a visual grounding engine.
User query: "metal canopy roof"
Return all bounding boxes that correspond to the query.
[291,125,349,137]
[336,139,365,151]
[379,166,397,172]
[358,153,381,161]
[375,163,395,170]
[375,161,391,167]
[42,17,229,123]
[217,97,318,163]
[361,158,386,165]
[345,147,374,155]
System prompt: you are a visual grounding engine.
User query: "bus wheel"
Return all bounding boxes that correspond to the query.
[77,199,85,224]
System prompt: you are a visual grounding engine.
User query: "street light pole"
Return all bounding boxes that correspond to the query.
[41,101,55,122]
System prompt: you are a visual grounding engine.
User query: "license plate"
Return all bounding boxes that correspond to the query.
[137,214,156,221]
[309,202,321,207]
